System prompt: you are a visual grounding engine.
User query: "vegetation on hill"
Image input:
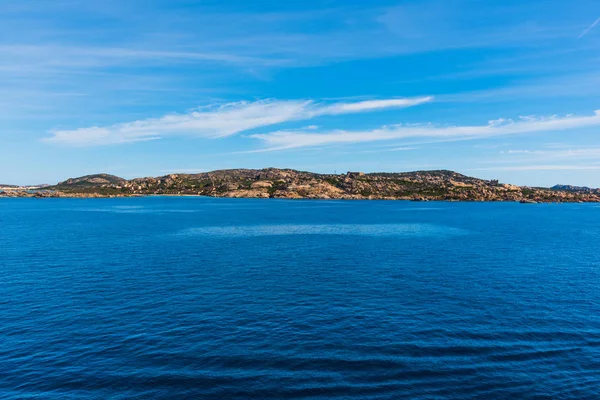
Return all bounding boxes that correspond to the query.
[20,168,598,203]
[54,174,127,188]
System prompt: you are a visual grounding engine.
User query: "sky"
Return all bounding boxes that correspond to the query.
[1,0,600,187]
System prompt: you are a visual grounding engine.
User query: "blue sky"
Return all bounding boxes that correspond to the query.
[2,0,600,186]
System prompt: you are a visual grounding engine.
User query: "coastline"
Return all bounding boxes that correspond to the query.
[0,191,596,203]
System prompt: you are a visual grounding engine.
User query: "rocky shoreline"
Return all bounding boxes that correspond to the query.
[0,191,141,199]
[2,169,600,203]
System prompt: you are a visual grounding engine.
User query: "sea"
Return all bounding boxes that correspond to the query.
[1,197,599,399]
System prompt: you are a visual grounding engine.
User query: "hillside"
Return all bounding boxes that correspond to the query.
[24,168,600,202]
[54,174,127,188]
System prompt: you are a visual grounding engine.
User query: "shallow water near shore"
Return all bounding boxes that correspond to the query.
[1,197,600,399]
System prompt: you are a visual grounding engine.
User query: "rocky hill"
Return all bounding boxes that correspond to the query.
[551,184,597,194]
[55,174,127,188]
[20,168,598,203]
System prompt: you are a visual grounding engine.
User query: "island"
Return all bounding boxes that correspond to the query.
[2,169,599,203]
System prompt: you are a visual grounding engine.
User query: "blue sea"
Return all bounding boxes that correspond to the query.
[1,197,600,399]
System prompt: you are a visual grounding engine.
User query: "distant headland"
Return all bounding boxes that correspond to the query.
[1,169,599,203]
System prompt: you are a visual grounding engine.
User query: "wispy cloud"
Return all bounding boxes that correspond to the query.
[499,147,600,159]
[318,99,431,115]
[0,44,285,71]
[45,97,432,146]
[470,165,600,171]
[438,71,600,104]
[578,17,600,38]
[1,1,589,80]
[250,111,600,150]
[503,149,534,154]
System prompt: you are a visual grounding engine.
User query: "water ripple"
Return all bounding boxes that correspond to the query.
[177,223,468,238]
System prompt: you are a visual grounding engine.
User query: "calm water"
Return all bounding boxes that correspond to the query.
[1,197,600,399]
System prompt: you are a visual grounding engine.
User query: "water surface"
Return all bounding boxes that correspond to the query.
[1,198,599,399]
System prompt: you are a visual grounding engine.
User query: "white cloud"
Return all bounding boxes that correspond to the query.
[504,149,533,154]
[387,147,415,151]
[317,99,431,115]
[250,110,600,150]
[45,97,431,146]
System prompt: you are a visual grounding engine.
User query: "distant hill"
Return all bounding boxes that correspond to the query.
[53,174,127,188]
[551,184,596,193]
[34,168,600,203]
